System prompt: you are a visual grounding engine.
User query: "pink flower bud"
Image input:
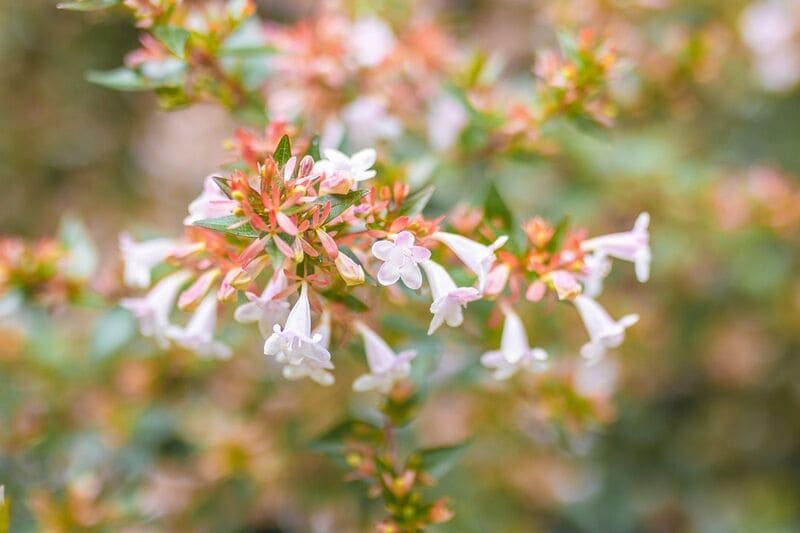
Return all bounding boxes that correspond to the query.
[335,252,365,286]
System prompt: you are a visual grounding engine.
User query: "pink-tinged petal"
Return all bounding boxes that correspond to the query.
[352,148,377,169]
[409,245,431,261]
[394,231,415,248]
[372,240,394,261]
[276,212,299,236]
[323,148,349,167]
[526,281,547,302]
[177,269,219,310]
[377,261,401,286]
[400,263,423,290]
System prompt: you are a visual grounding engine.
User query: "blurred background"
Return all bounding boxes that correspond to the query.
[1,0,799,531]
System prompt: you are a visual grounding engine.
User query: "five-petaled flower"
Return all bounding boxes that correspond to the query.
[352,321,416,393]
[314,148,377,192]
[281,311,335,386]
[420,259,481,335]
[119,233,182,289]
[480,306,548,380]
[121,270,191,348]
[167,293,232,359]
[573,295,639,360]
[432,232,508,292]
[264,283,333,371]
[234,269,291,336]
[582,212,651,283]
[372,231,431,290]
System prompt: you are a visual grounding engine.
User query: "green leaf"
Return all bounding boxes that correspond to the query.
[59,216,98,280]
[86,68,153,91]
[152,25,190,59]
[273,135,292,166]
[398,185,435,217]
[321,290,369,312]
[57,0,118,11]
[193,215,261,239]
[211,175,233,198]
[418,441,471,479]
[308,419,381,454]
[90,307,136,360]
[546,215,571,253]
[484,181,514,232]
[318,190,369,223]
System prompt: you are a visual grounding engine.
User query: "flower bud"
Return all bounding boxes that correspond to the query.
[335,252,365,286]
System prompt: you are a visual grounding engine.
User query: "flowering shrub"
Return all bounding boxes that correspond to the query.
[3,0,799,531]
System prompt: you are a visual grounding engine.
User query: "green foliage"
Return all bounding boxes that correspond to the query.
[192,215,261,238]
[272,135,292,167]
[152,26,190,59]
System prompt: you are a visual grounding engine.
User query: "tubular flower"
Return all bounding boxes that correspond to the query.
[282,311,335,386]
[167,293,232,359]
[119,233,181,289]
[581,212,651,282]
[579,252,612,298]
[573,295,639,360]
[264,283,333,369]
[432,232,508,293]
[420,259,481,335]
[121,270,191,348]
[352,321,416,394]
[183,175,238,225]
[480,306,548,380]
[234,269,291,336]
[314,148,377,192]
[371,231,431,290]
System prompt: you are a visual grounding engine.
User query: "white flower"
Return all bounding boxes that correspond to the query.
[352,321,416,394]
[579,252,612,298]
[480,306,548,380]
[432,232,508,292]
[167,293,232,359]
[119,233,181,289]
[581,212,650,282]
[348,17,396,68]
[121,270,190,348]
[427,92,468,151]
[371,231,431,290]
[313,148,377,190]
[342,96,402,149]
[282,311,335,386]
[234,269,290,336]
[420,260,481,335]
[573,295,639,360]
[264,283,332,368]
[183,175,238,226]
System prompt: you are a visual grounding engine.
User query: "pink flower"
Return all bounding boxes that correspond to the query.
[579,252,612,298]
[420,260,480,335]
[121,270,191,348]
[372,231,431,290]
[546,270,582,300]
[183,176,238,225]
[348,17,396,68]
[432,232,508,292]
[119,233,181,289]
[167,293,232,359]
[282,311,335,386]
[352,321,416,393]
[264,283,333,369]
[480,306,548,380]
[234,269,291,336]
[427,92,468,151]
[581,212,650,282]
[314,148,377,191]
[573,295,639,360]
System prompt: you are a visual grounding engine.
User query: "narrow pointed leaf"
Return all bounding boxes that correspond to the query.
[153,25,190,59]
